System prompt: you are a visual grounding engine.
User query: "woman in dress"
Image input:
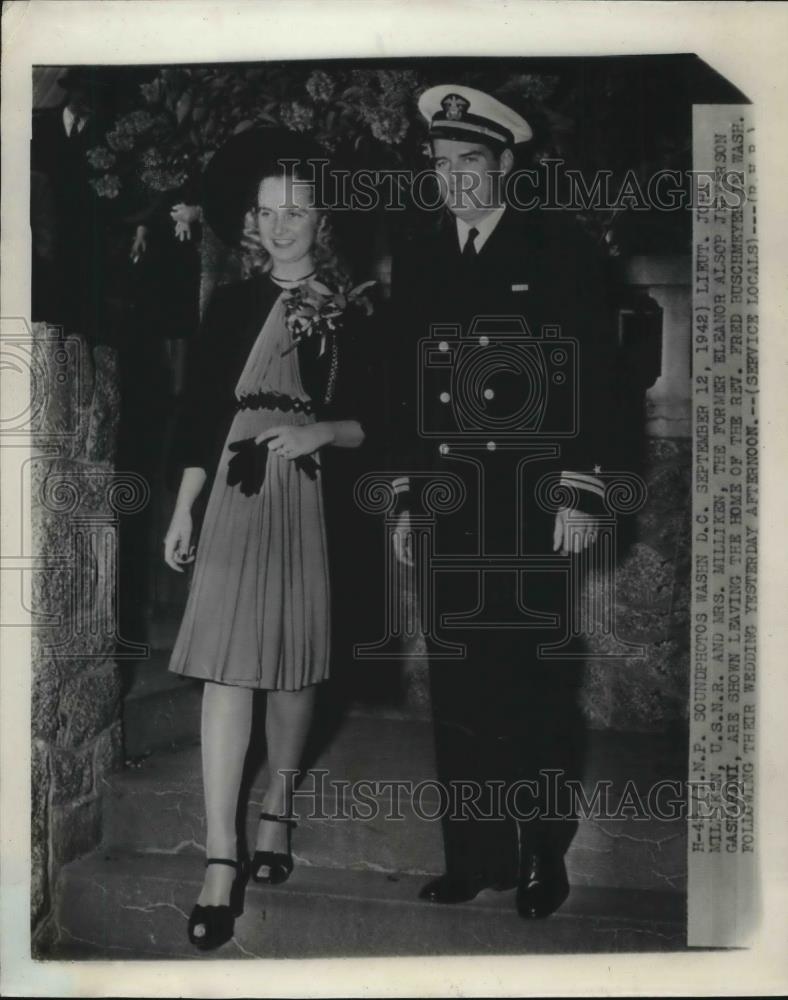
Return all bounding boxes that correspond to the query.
[164,128,377,950]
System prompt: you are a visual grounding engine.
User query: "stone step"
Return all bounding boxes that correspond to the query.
[120,646,433,760]
[104,713,445,875]
[147,615,182,652]
[52,852,686,959]
[120,652,202,760]
[103,719,687,892]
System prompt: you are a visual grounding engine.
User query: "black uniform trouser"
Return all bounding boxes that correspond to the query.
[428,570,588,882]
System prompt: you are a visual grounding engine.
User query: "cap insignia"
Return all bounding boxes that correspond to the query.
[441,93,470,121]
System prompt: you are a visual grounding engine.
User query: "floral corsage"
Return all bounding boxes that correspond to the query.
[281,278,375,356]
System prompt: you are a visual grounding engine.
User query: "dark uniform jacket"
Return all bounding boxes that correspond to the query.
[389,205,619,556]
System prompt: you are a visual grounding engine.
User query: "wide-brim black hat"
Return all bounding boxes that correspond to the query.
[202,126,328,247]
[56,67,114,93]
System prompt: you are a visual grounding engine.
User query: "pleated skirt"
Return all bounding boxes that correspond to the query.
[168,405,331,690]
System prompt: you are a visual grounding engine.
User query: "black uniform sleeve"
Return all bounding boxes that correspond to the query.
[384,234,431,514]
[551,220,620,514]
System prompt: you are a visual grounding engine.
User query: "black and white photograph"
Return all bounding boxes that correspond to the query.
[2,2,787,996]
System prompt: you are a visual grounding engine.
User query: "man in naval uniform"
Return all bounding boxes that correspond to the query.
[389,85,619,918]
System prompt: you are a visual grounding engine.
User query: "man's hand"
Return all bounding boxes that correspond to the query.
[171,202,202,241]
[130,225,148,262]
[393,509,414,566]
[552,507,600,555]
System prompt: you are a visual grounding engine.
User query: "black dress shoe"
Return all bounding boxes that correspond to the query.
[419,871,515,904]
[251,812,296,885]
[516,850,570,919]
[187,858,247,951]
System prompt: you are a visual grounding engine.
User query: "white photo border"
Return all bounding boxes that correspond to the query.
[2,1,787,996]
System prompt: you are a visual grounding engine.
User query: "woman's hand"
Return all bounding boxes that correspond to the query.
[257,423,333,459]
[164,507,196,572]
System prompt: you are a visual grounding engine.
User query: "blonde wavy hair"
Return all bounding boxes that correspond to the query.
[239,174,350,289]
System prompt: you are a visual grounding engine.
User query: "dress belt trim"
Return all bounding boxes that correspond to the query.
[236,390,315,415]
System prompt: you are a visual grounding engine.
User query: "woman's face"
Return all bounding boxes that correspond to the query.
[255,174,320,273]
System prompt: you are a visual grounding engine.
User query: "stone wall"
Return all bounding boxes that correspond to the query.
[582,438,691,731]
[29,324,131,951]
[575,256,693,731]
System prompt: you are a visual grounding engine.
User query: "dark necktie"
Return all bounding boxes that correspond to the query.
[68,118,85,144]
[462,226,479,260]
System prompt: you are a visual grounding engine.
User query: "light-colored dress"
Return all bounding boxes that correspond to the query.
[168,292,330,690]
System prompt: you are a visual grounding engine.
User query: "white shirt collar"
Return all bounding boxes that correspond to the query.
[63,106,86,137]
[455,205,507,253]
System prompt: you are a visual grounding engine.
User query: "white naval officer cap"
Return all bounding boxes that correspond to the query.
[418,84,533,147]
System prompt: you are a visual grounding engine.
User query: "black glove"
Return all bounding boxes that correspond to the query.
[294,454,319,480]
[227,438,319,495]
[226,437,268,496]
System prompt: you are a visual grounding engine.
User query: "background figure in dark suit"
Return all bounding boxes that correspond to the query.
[113,188,204,646]
[390,86,619,917]
[30,68,114,341]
